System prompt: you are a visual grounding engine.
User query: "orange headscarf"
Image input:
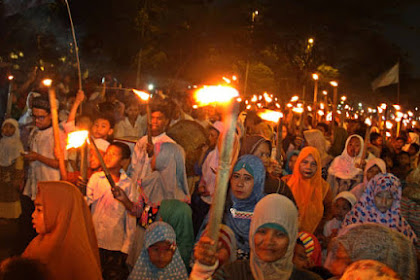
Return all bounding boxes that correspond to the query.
[287,147,330,233]
[23,181,102,280]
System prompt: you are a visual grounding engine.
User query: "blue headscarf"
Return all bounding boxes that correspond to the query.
[128,222,188,280]
[283,150,300,175]
[226,154,266,255]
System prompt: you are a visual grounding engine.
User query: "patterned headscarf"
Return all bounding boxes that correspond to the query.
[249,194,298,280]
[226,155,266,254]
[297,231,322,267]
[325,223,417,280]
[128,222,188,280]
[342,173,417,242]
[341,260,402,280]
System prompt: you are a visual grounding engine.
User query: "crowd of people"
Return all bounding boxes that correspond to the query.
[0,72,419,280]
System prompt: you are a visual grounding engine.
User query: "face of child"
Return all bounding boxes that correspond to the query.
[332,198,352,221]
[254,227,289,263]
[293,243,310,269]
[89,148,105,170]
[366,165,381,182]
[299,154,317,179]
[398,154,410,167]
[126,104,140,120]
[104,145,123,170]
[151,111,169,137]
[91,118,113,139]
[148,240,175,269]
[347,137,361,157]
[253,142,271,168]
[32,199,47,235]
[230,168,254,200]
[288,155,298,172]
[2,123,16,137]
[374,191,394,213]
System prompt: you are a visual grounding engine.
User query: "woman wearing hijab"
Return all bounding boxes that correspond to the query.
[192,194,321,280]
[342,173,417,243]
[304,129,334,180]
[23,181,102,280]
[159,199,194,269]
[350,158,387,200]
[284,147,333,234]
[325,223,417,280]
[128,221,188,280]
[239,135,295,203]
[328,134,365,197]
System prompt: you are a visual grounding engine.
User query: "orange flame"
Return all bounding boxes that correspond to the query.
[8,75,14,81]
[66,130,89,150]
[292,107,304,114]
[257,109,283,123]
[133,89,150,101]
[364,118,372,126]
[194,85,239,106]
[42,79,53,87]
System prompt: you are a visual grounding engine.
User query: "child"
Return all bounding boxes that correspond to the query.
[128,221,188,280]
[87,141,135,279]
[323,191,357,240]
[114,100,146,139]
[0,119,24,219]
[91,113,115,141]
[23,181,102,280]
[293,231,322,269]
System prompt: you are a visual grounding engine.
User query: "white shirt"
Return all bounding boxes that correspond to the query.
[87,170,136,253]
[114,115,147,139]
[23,126,66,200]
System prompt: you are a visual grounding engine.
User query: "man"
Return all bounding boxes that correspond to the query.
[392,136,406,156]
[23,96,66,200]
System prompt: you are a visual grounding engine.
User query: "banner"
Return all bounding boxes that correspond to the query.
[371,62,399,91]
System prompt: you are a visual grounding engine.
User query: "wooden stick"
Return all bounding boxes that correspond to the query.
[6,78,13,117]
[89,136,117,190]
[207,102,238,249]
[80,143,88,180]
[48,88,67,180]
[276,114,284,163]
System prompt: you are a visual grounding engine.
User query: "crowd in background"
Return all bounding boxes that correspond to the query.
[0,71,419,280]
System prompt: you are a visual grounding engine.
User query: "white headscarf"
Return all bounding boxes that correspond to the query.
[0,119,24,167]
[249,194,298,280]
[328,134,364,180]
[18,92,41,125]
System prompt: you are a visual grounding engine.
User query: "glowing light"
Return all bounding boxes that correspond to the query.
[396,112,404,119]
[344,104,349,110]
[307,106,312,111]
[42,79,53,87]
[412,121,417,126]
[133,89,150,101]
[322,90,327,95]
[246,105,251,110]
[341,96,347,102]
[263,92,272,103]
[148,84,154,91]
[232,75,237,81]
[8,75,14,81]
[256,103,262,108]
[380,103,387,110]
[222,77,231,84]
[257,109,283,123]
[236,97,242,102]
[377,107,383,114]
[292,107,304,114]
[258,95,263,101]
[308,38,314,44]
[251,95,258,102]
[354,114,359,119]
[66,130,89,150]
[365,118,372,126]
[358,103,362,107]
[386,132,391,137]
[330,81,338,87]
[326,112,332,121]
[290,96,299,102]
[275,103,280,109]
[317,110,324,116]
[286,103,293,108]
[320,103,325,110]
[192,105,198,109]
[194,85,239,106]
[393,104,401,110]
[386,121,393,130]
[245,100,249,104]
[408,111,413,117]
[312,73,319,80]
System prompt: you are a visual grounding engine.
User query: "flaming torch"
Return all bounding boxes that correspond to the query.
[258,109,284,163]
[133,89,152,148]
[6,75,14,118]
[66,130,89,182]
[194,85,239,250]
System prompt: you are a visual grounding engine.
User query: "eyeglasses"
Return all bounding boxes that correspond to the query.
[147,243,176,254]
[31,114,49,121]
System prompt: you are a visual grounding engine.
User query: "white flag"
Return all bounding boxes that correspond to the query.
[371,63,399,91]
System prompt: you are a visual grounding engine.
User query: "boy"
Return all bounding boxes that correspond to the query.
[114,100,146,139]
[91,113,115,141]
[87,141,135,279]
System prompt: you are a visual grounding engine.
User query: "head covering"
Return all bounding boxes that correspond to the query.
[159,199,194,267]
[211,121,224,134]
[334,191,357,207]
[287,147,331,233]
[239,135,272,158]
[141,142,190,207]
[18,92,41,125]
[284,150,300,175]
[255,122,274,141]
[328,127,348,157]
[23,181,101,280]
[364,158,386,181]
[342,173,417,242]
[328,134,364,180]
[249,194,298,280]
[304,129,333,167]
[93,138,110,152]
[325,223,417,280]
[226,155,266,254]
[129,221,188,280]
[340,260,402,280]
[0,118,24,167]
[297,231,322,267]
